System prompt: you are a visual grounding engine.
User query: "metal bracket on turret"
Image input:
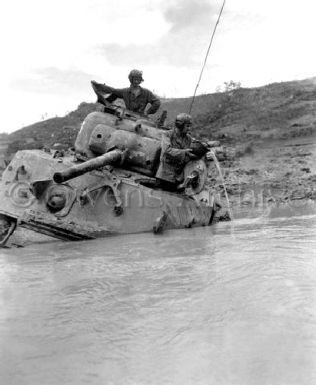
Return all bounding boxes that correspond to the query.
[78,173,123,215]
[109,179,123,215]
[114,107,126,125]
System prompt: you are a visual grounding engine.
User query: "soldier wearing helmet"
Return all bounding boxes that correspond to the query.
[156,113,198,186]
[91,69,160,116]
[175,113,193,132]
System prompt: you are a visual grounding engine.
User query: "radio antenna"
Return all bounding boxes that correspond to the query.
[189,0,226,114]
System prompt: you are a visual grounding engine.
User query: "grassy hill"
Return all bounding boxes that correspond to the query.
[6,102,97,155]
[193,78,316,142]
[6,77,316,157]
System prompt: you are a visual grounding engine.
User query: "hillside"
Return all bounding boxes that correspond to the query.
[194,78,316,143]
[6,102,97,155]
[3,77,316,213]
[6,77,316,151]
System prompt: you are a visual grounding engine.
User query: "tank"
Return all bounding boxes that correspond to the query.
[0,102,221,247]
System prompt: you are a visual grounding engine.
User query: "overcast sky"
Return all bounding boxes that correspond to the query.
[1,0,316,133]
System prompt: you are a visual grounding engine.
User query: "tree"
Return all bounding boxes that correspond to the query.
[223,80,241,93]
[216,80,241,93]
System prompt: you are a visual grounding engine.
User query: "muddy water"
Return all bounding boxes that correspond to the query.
[0,213,315,385]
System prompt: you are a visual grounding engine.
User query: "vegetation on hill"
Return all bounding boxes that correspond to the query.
[6,77,316,158]
[193,78,316,142]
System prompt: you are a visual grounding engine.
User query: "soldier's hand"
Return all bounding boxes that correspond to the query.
[206,150,214,160]
[185,149,198,160]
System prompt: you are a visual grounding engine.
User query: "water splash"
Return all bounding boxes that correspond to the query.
[209,150,233,220]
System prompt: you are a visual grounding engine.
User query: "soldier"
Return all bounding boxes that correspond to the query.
[91,69,160,116]
[156,113,198,188]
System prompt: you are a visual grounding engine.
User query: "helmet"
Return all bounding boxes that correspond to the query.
[175,113,192,128]
[128,69,144,82]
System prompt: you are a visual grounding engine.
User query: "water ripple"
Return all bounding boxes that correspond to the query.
[0,215,315,385]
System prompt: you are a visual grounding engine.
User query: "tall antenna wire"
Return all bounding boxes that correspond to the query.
[189,0,226,114]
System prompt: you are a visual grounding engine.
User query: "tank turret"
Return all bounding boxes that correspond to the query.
[74,105,165,177]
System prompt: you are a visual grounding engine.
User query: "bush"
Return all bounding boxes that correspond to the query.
[216,80,241,93]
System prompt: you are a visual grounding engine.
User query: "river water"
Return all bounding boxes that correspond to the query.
[0,211,315,385]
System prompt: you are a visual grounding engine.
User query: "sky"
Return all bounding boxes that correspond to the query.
[1,0,316,133]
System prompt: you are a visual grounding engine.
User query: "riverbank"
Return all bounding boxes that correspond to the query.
[211,134,316,219]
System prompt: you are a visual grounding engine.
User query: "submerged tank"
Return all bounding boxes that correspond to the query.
[0,99,221,247]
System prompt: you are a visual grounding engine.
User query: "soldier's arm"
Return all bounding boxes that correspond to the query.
[146,91,161,115]
[161,133,187,165]
[91,81,125,98]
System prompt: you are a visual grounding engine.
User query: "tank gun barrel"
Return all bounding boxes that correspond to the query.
[53,149,123,184]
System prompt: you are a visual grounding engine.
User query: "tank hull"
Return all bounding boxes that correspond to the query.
[0,149,215,245]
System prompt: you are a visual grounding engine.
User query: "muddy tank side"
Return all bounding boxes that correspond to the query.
[0,148,215,245]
